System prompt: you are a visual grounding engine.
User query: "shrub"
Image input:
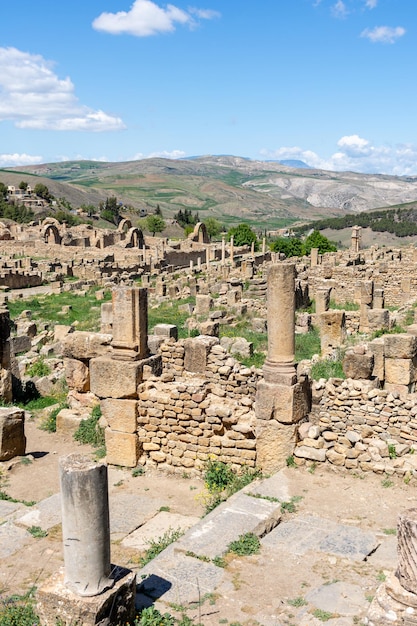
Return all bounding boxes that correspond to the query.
[227,532,260,556]
[74,405,105,449]
[26,357,51,378]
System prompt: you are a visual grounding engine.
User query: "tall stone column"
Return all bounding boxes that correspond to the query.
[262,263,297,386]
[255,263,310,473]
[60,454,113,597]
[111,286,148,360]
[221,237,225,266]
[230,236,234,264]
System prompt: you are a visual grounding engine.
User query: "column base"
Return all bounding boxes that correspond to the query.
[255,378,310,424]
[262,360,297,386]
[36,565,136,626]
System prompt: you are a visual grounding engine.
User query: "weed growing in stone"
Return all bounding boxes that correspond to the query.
[139,528,184,567]
[201,460,262,515]
[0,588,38,626]
[286,455,296,468]
[132,466,145,477]
[74,405,105,449]
[312,608,335,621]
[382,528,397,535]
[287,597,307,607]
[26,357,51,378]
[381,476,394,488]
[27,525,48,538]
[227,532,260,556]
[388,444,397,459]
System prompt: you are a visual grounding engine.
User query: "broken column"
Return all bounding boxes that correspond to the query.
[111,286,148,360]
[351,225,361,253]
[36,454,136,625]
[368,508,417,624]
[359,280,374,332]
[255,263,310,473]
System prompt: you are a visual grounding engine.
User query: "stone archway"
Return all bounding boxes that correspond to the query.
[118,218,132,233]
[188,222,209,244]
[125,227,144,249]
[42,223,61,245]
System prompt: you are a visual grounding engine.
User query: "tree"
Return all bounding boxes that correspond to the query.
[34,183,51,202]
[0,183,7,200]
[155,204,163,216]
[100,196,121,225]
[271,236,303,257]
[204,217,223,239]
[227,223,259,250]
[18,181,28,191]
[146,214,166,236]
[303,230,337,255]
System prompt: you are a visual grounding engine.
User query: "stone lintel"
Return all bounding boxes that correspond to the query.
[255,379,309,424]
[36,566,136,626]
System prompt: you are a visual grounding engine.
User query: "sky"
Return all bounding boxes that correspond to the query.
[1,0,416,175]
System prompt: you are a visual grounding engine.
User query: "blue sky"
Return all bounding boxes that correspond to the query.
[0,0,415,175]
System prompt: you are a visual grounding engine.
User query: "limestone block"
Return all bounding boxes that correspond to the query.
[369,337,385,381]
[0,368,12,404]
[195,294,213,317]
[64,358,90,392]
[256,420,298,474]
[397,508,417,595]
[101,399,137,433]
[90,356,143,399]
[105,429,139,467]
[255,379,310,425]
[367,309,389,332]
[56,409,86,435]
[62,331,112,360]
[153,324,178,341]
[147,334,164,355]
[0,407,25,461]
[384,334,417,359]
[184,336,219,374]
[342,351,374,380]
[11,335,32,355]
[294,446,326,462]
[54,325,74,343]
[385,358,417,385]
[319,310,346,354]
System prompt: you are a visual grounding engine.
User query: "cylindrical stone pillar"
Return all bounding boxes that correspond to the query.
[221,237,225,266]
[263,263,296,384]
[60,454,113,597]
[230,236,234,264]
[397,509,417,595]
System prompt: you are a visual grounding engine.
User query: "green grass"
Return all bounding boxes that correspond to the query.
[295,327,321,361]
[25,357,51,378]
[73,405,105,449]
[329,299,359,311]
[7,287,111,332]
[27,525,48,538]
[39,402,68,433]
[148,297,195,339]
[311,359,345,380]
[0,588,39,626]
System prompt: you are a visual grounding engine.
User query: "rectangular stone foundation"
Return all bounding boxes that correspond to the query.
[255,379,310,424]
[36,565,136,626]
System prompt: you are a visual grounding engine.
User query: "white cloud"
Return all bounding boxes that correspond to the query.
[331,1,348,18]
[92,0,219,37]
[133,149,186,159]
[260,135,417,176]
[0,153,43,167]
[0,47,126,132]
[364,0,378,8]
[361,25,405,44]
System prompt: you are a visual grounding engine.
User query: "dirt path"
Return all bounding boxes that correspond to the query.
[1,415,414,625]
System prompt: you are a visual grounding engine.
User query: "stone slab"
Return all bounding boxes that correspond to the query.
[122,511,201,551]
[0,521,31,558]
[109,493,167,539]
[305,581,368,615]
[242,469,290,502]
[137,545,225,605]
[17,493,61,530]
[177,491,281,559]
[261,515,378,561]
[0,500,26,522]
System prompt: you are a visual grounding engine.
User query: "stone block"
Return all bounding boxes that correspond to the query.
[62,331,112,360]
[90,356,143,399]
[384,334,417,359]
[101,399,137,433]
[319,310,346,355]
[342,351,374,379]
[255,379,310,425]
[64,358,90,392]
[184,336,219,374]
[153,323,178,340]
[367,309,389,332]
[56,409,86,435]
[10,335,31,355]
[0,407,25,461]
[294,445,326,462]
[369,337,385,381]
[105,429,139,467]
[385,358,417,385]
[54,325,74,343]
[36,566,136,626]
[195,294,212,317]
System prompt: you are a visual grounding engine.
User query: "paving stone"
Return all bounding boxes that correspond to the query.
[109,493,167,539]
[177,491,281,559]
[122,511,201,551]
[367,535,398,568]
[262,515,378,561]
[0,500,26,522]
[137,544,225,605]
[242,469,290,502]
[305,581,369,615]
[0,521,31,558]
[17,493,61,530]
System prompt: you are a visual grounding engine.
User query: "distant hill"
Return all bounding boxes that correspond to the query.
[4,155,417,230]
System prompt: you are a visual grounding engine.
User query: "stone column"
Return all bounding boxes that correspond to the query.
[230,236,234,264]
[262,237,266,255]
[111,286,148,360]
[60,454,113,597]
[315,287,330,315]
[310,248,319,267]
[251,241,255,256]
[397,509,417,594]
[255,263,310,473]
[262,263,296,385]
[221,237,225,266]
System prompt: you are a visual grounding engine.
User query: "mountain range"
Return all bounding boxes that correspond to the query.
[3,155,417,229]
